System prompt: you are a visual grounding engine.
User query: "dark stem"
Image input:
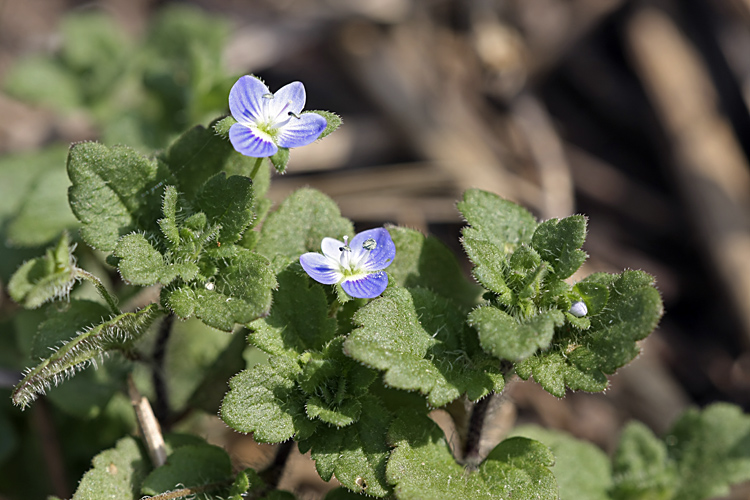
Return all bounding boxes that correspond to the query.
[463,393,494,466]
[152,313,174,429]
[258,440,294,491]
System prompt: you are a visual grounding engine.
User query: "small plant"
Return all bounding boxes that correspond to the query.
[2,10,750,500]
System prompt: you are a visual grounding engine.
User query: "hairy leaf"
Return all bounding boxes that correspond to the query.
[457,189,537,253]
[8,232,77,309]
[71,436,149,500]
[162,247,275,331]
[141,444,233,496]
[469,307,564,361]
[67,142,173,251]
[387,226,481,310]
[308,110,342,139]
[221,356,316,442]
[299,395,391,497]
[516,270,663,397]
[387,410,557,500]
[248,267,337,358]
[255,188,353,272]
[12,304,161,408]
[345,287,505,407]
[115,233,198,286]
[195,173,254,244]
[531,215,587,279]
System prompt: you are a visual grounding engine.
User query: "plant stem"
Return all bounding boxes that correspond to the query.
[152,313,174,429]
[128,374,167,468]
[259,440,294,490]
[75,268,120,315]
[463,393,494,466]
[250,157,264,180]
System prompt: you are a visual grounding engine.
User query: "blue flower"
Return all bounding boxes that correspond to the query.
[300,228,396,299]
[228,75,327,158]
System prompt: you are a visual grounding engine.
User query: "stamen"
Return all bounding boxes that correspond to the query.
[262,93,274,99]
[363,238,377,251]
[288,111,302,119]
[339,235,352,252]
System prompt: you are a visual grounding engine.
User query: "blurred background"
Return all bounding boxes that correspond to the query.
[1,0,750,498]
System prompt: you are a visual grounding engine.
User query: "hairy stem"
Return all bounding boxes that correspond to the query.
[75,268,120,315]
[152,314,174,429]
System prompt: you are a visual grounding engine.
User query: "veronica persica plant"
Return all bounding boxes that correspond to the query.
[300,227,396,298]
[228,75,327,157]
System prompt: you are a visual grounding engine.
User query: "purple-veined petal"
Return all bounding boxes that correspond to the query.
[341,271,388,299]
[300,253,343,285]
[276,113,327,148]
[350,228,396,272]
[321,237,346,260]
[229,123,278,157]
[229,76,270,124]
[266,81,306,123]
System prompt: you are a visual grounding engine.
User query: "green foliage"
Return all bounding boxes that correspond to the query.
[387,410,557,500]
[387,226,481,310]
[72,436,149,500]
[255,188,354,272]
[67,142,172,252]
[12,304,161,408]
[515,270,663,397]
[345,287,505,407]
[141,444,233,496]
[8,232,77,308]
[299,395,392,497]
[469,307,564,361]
[611,422,675,500]
[248,267,337,358]
[511,425,612,500]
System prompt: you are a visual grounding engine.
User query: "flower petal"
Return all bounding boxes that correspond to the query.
[266,81,306,123]
[350,228,396,272]
[276,113,327,149]
[342,271,388,299]
[321,237,346,260]
[229,123,278,157]
[300,253,343,285]
[229,75,270,124]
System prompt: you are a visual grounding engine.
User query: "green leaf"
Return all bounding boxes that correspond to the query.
[307,110,343,139]
[195,173,255,244]
[12,304,161,408]
[611,421,675,500]
[255,188,353,272]
[67,142,173,251]
[141,444,233,496]
[299,395,392,497]
[114,233,197,286]
[4,56,82,110]
[531,216,588,278]
[159,122,261,200]
[270,147,290,174]
[511,425,612,500]
[516,270,663,397]
[7,166,79,247]
[221,356,316,442]
[8,232,77,309]
[387,226,481,310]
[72,436,149,500]
[162,247,275,331]
[387,410,557,500]
[457,189,537,252]
[667,403,750,500]
[345,287,505,407]
[468,307,564,361]
[298,337,377,428]
[248,267,337,358]
[213,116,236,136]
